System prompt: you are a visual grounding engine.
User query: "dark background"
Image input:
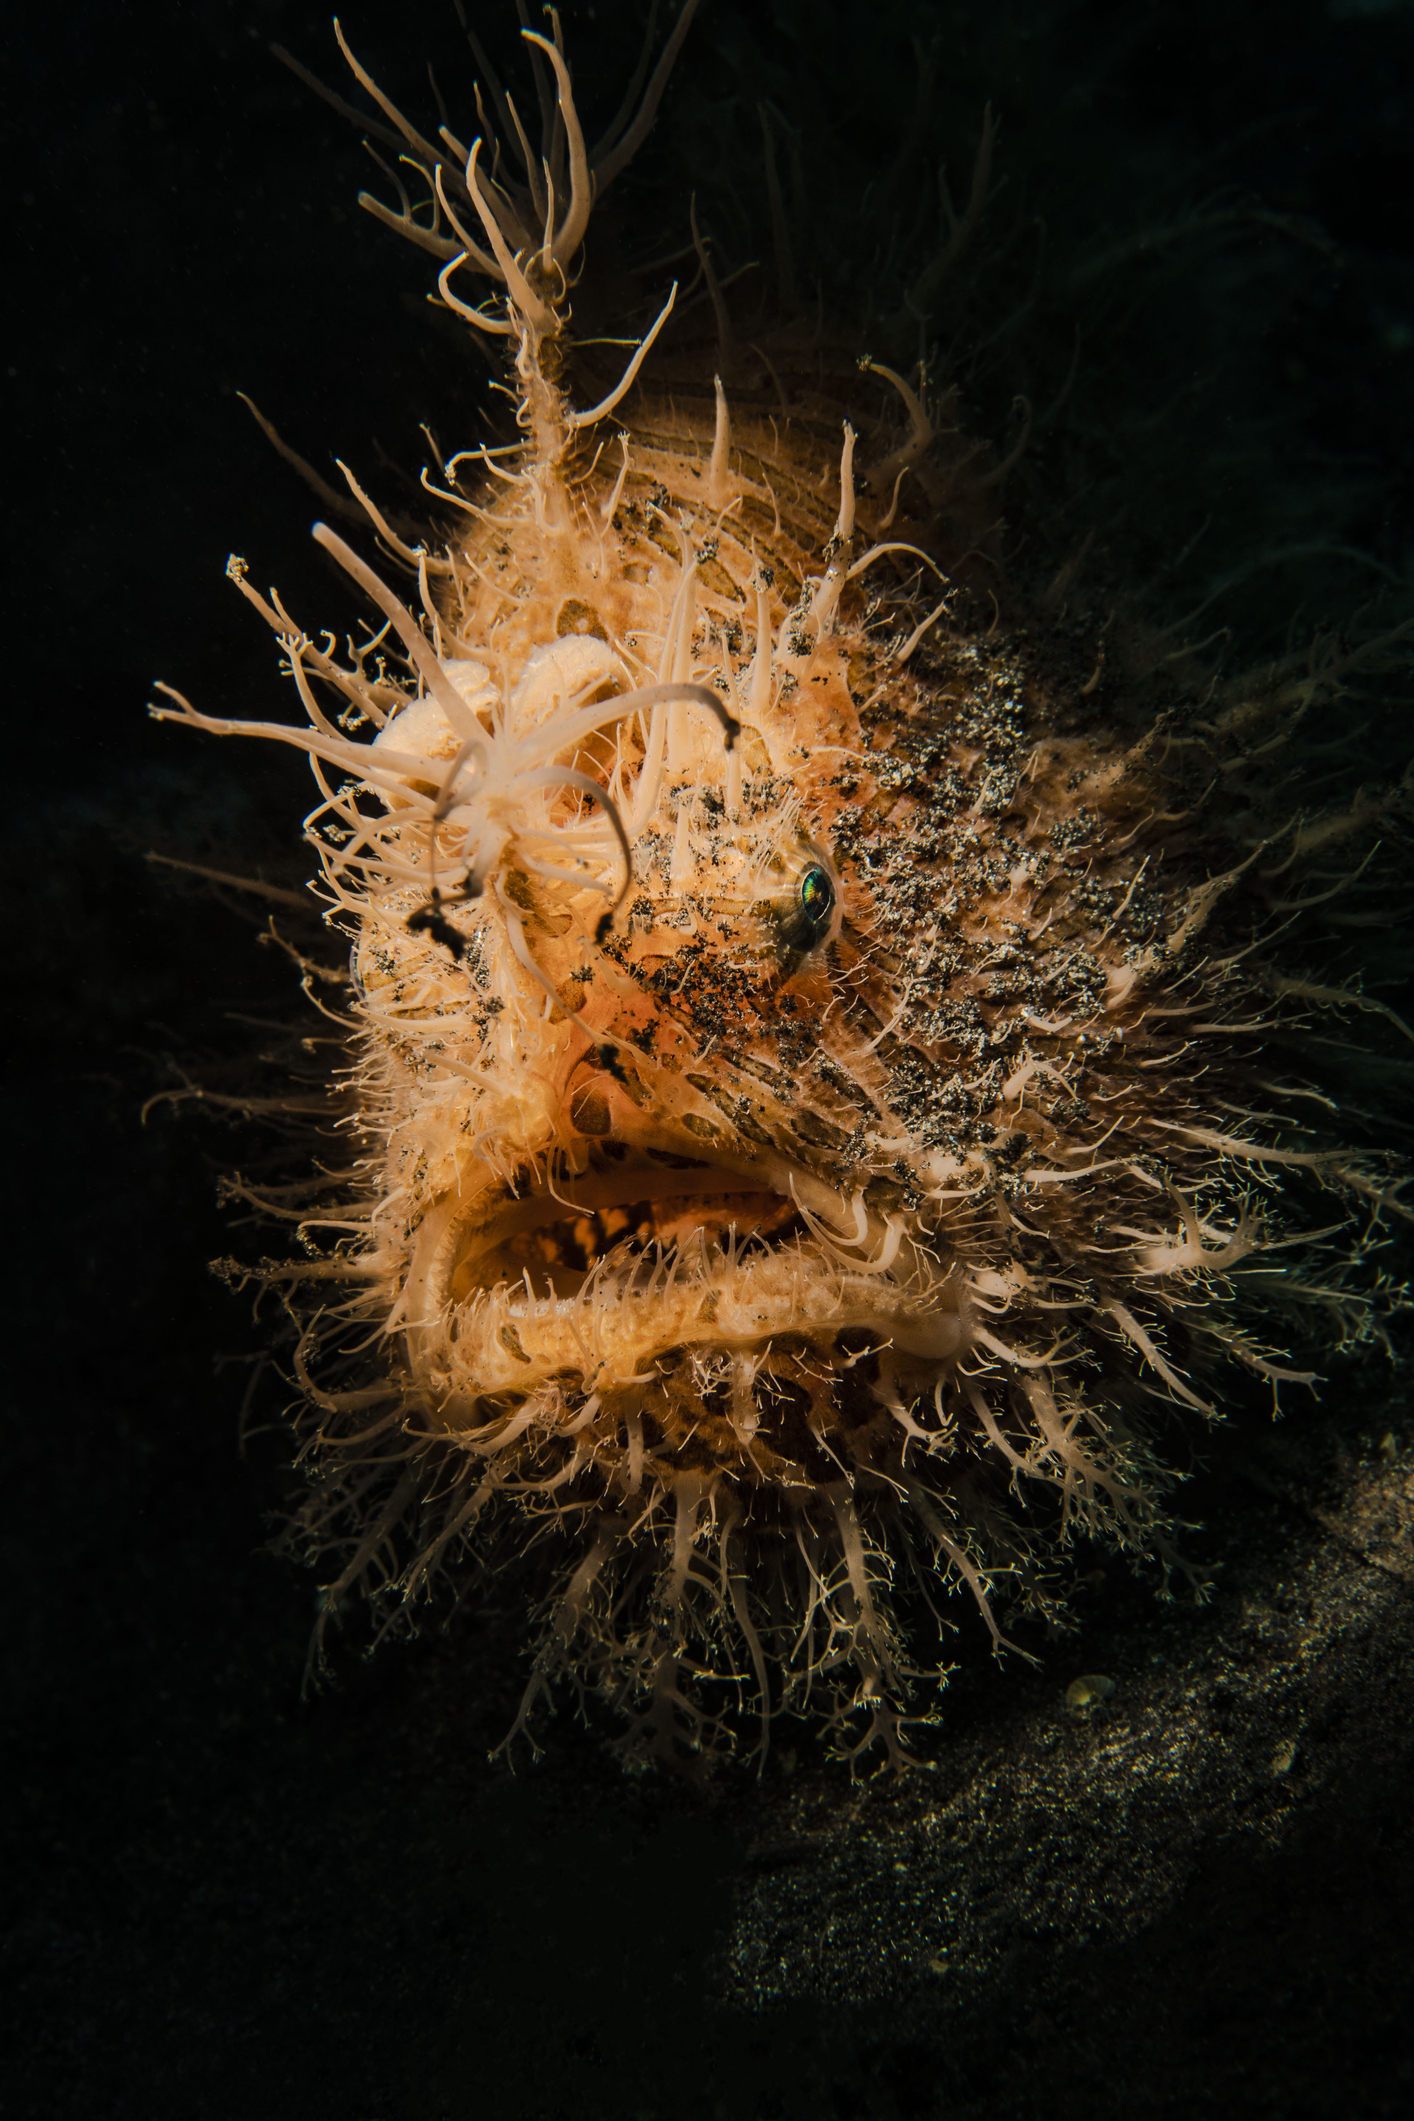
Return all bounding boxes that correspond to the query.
[5,2,1414,2116]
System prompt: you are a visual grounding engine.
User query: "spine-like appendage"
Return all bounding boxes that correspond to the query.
[327,12,698,492]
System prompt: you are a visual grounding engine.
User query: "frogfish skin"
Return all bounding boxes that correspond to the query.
[155,5,1410,1769]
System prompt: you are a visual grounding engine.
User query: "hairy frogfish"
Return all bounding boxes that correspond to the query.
[155,6,1411,1769]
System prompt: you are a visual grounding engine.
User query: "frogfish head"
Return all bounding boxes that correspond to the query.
[154,10,1410,1770]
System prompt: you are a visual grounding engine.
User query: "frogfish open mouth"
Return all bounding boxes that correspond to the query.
[155,7,1410,1768]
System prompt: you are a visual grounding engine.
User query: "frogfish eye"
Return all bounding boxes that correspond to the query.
[755,851,840,963]
[798,863,835,936]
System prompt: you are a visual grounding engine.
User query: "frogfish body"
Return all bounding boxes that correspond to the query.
[157,9,1410,1768]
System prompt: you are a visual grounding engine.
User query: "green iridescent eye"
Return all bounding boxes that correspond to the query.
[760,850,838,962]
[798,864,835,935]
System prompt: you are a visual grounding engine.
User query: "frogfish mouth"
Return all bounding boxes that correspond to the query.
[157,12,1410,1767]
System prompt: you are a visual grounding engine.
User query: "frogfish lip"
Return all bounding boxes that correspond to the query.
[399,1138,968,1421]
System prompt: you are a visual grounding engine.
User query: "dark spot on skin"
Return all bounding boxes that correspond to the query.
[555,596,609,641]
[407,889,468,961]
[570,1085,613,1136]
